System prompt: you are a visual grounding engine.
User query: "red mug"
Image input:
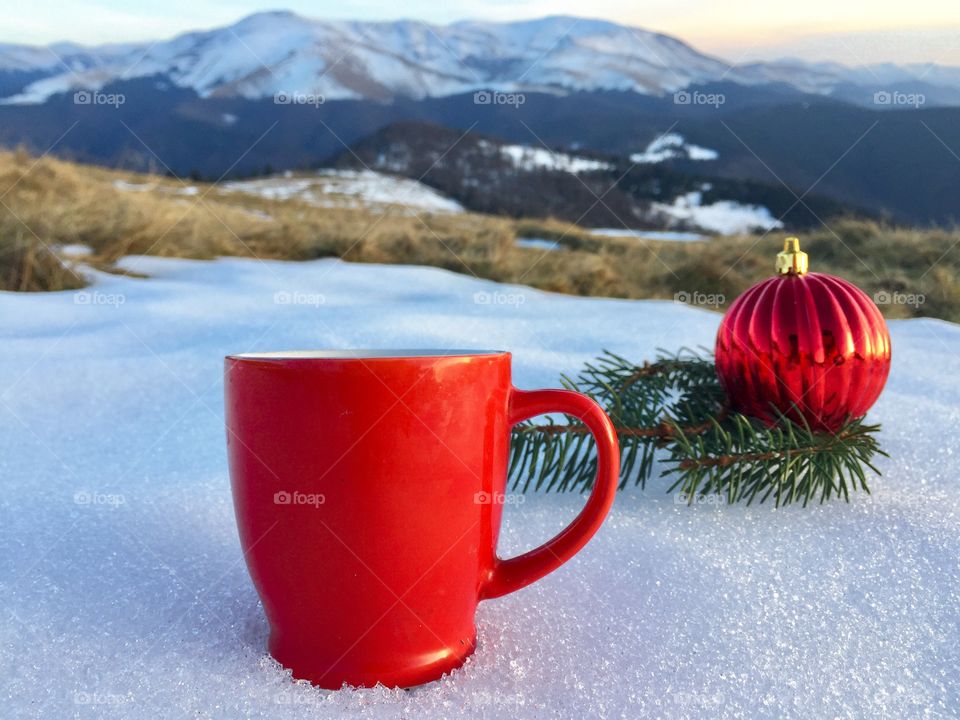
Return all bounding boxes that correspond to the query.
[225,350,620,689]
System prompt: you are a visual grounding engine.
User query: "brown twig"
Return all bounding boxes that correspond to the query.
[616,358,685,395]
[676,429,859,469]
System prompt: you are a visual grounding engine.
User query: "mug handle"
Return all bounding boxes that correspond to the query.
[480,388,620,600]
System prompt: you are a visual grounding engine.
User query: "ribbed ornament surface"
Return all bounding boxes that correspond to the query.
[715,272,891,431]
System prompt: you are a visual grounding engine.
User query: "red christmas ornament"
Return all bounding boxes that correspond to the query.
[715,238,891,432]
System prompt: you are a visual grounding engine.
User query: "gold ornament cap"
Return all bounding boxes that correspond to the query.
[776,237,809,276]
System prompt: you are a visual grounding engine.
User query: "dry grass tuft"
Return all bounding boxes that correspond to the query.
[1,148,959,321]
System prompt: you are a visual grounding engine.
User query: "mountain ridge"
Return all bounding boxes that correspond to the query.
[2,11,959,107]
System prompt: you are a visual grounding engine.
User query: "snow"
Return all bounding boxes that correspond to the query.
[111,181,201,198]
[653,191,784,235]
[221,170,464,213]
[111,170,463,214]
[2,256,958,718]
[2,15,957,106]
[56,243,94,256]
[515,237,561,250]
[0,43,67,71]
[588,228,706,242]
[686,144,719,161]
[499,145,613,173]
[220,177,315,201]
[630,133,719,164]
[0,72,82,104]
[515,229,707,248]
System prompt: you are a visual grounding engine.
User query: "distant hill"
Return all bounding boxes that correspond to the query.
[328,120,857,231]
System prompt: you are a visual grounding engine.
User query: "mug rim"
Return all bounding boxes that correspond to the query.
[226,349,510,361]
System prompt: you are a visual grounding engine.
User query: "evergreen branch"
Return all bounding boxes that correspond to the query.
[665,412,887,507]
[508,350,887,505]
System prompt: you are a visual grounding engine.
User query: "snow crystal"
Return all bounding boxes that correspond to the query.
[1,256,957,718]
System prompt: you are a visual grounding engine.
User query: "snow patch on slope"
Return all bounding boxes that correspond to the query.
[499,145,613,173]
[653,191,782,234]
[588,228,706,242]
[630,133,719,164]
[110,168,464,214]
[0,13,738,104]
[222,170,464,213]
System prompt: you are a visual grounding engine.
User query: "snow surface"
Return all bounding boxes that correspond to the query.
[653,191,784,235]
[2,256,959,718]
[630,133,719,164]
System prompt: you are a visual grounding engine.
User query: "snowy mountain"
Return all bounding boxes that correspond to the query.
[2,12,959,226]
[2,11,953,105]
[0,13,730,103]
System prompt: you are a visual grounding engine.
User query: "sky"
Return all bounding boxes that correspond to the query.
[3,0,960,66]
